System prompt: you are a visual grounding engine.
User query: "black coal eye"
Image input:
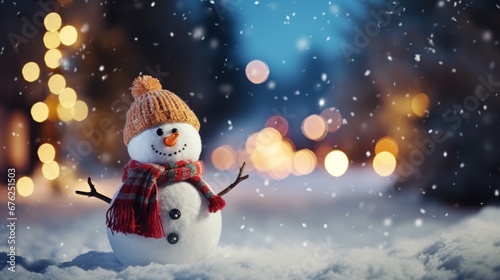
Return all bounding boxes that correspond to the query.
[156,128,163,136]
[172,128,178,133]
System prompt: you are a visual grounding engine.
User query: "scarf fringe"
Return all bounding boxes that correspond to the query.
[208,195,226,213]
[106,202,136,235]
[106,201,166,238]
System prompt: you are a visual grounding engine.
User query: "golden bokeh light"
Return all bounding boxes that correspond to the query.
[246,127,294,179]
[17,176,34,197]
[57,103,74,122]
[37,143,56,163]
[256,127,282,146]
[22,62,40,82]
[43,31,61,49]
[324,150,349,177]
[268,141,293,168]
[59,25,78,46]
[268,159,292,180]
[42,161,60,180]
[373,151,397,177]
[59,87,77,108]
[48,74,66,94]
[30,102,49,123]
[44,12,62,31]
[411,93,430,117]
[44,49,62,69]
[375,136,399,157]
[292,149,317,176]
[301,114,327,141]
[320,107,343,132]
[245,132,259,154]
[72,100,88,121]
[211,145,237,171]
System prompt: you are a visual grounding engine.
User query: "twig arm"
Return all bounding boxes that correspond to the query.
[217,162,249,197]
[75,177,112,204]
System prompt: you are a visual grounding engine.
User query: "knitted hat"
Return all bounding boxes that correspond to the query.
[123,75,200,145]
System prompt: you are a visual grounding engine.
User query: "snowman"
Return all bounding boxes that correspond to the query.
[76,75,247,265]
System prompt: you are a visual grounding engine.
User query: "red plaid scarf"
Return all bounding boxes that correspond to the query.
[106,160,225,238]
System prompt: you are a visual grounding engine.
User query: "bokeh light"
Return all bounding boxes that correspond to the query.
[324,150,349,177]
[44,12,62,31]
[292,149,317,176]
[211,145,237,171]
[43,31,61,49]
[42,161,60,180]
[301,114,327,141]
[245,60,270,84]
[30,102,49,123]
[265,115,289,137]
[17,177,34,197]
[375,136,399,157]
[59,25,78,46]
[245,132,259,155]
[57,103,74,122]
[373,151,397,177]
[37,143,56,163]
[22,62,40,82]
[268,155,293,180]
[320,107,343,132]
[44,49,62,69]
[256,127,282,147]
[48,74,66,94]
[59,87,77,108]
[246,127,294,179]
[72,100,89,121]
[411,93,430,117]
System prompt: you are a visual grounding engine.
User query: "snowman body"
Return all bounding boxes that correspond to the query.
[107,122,222,265]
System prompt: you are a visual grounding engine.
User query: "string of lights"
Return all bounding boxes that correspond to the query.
[18,11,87,196]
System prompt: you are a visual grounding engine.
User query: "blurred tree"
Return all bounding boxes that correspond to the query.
[334,1,500,205]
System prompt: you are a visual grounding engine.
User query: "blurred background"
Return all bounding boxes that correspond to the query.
[1,0,499,206]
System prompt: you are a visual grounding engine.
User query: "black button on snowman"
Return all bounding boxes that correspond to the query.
[169,208,181,220]
[75,75,248,266]
[167,233,179,244]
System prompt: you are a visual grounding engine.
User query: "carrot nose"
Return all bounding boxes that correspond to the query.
[164,131,179,147]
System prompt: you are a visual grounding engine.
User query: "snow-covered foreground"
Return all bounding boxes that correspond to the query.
[1,169,500,279]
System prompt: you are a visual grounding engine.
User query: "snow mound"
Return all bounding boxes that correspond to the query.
[2,207,499,280]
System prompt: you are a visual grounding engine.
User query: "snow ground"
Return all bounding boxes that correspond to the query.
[1,168,499,279]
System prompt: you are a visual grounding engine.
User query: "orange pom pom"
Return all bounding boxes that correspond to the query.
[130,75,162,98]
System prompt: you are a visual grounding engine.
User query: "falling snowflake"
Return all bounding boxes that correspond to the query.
[415,218,423,227]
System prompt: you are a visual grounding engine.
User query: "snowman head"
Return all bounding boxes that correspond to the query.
[123,75,202,164]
